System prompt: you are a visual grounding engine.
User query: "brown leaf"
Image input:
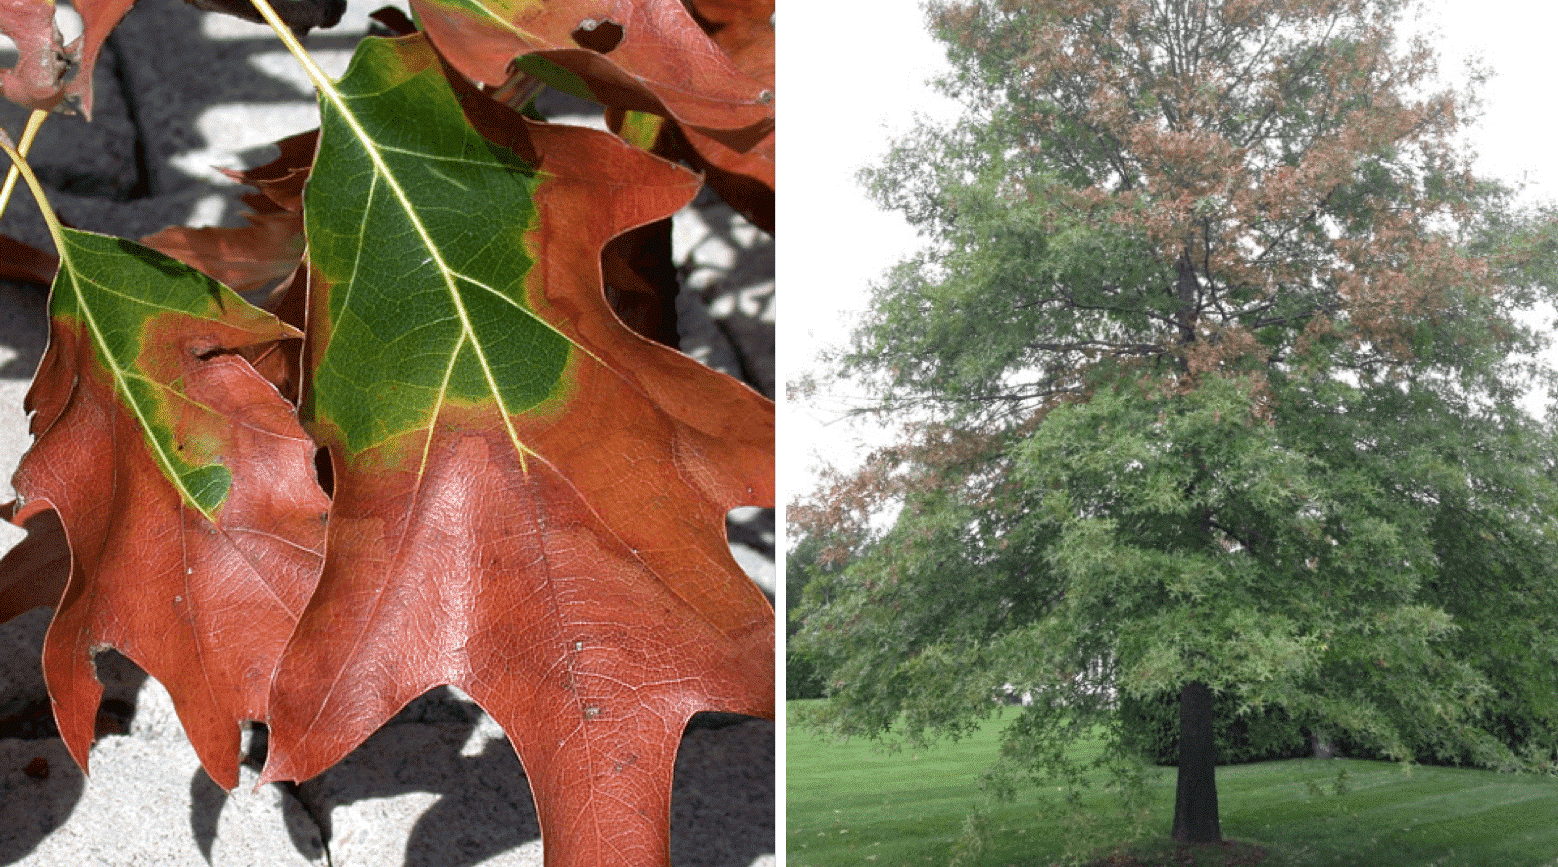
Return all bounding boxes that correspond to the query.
[254,38,772,866]
[601,216,680,346]
[234,259,311,405]
[368,5,418,35]
[219,129,319,215]
[661,119,773,232]
[13,264,328,789]
[411,0,773,151]
[0,0,72,111]
[689,5,773,155]
[625,0,773,231]
[141,209,306,296]
[64,0,138,117]
[141,130,320,401]
[0,0,137,116]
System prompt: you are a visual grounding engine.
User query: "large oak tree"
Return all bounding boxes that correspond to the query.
[792,0,1558,848]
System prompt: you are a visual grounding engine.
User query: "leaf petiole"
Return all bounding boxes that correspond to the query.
[0,112,67,254]
[245,0,338,95]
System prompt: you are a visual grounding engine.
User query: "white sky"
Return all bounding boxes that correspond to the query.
[778,2,959,500]
[779,0,1558,499]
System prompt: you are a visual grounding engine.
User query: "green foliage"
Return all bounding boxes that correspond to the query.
[786,649,828,701]
[786,527,857,700]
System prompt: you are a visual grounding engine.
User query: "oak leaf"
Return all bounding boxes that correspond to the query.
[11,230,328,789]
[219,129,318,215]
[141,209,306,296]
[410,0,772,151]
[0,0,73,111]
[676,0,773,230]
[142,129,317,298]
[0,231,58,286]
[142,130,322,399]
[603,0,772,229]
[256,35,772,867]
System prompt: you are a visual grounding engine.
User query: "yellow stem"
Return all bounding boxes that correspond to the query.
[247,0,338,95]
[0,118,68,254]
[0,110,50,227]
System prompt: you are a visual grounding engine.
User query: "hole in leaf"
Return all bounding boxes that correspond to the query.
[313,447,335,498]
[571,18,624,54]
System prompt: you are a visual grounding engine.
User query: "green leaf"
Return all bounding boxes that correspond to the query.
[302,39,566,457]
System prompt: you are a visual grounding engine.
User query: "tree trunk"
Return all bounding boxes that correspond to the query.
[1172,680,1222,844]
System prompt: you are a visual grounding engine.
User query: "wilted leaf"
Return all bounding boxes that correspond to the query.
[676,0,773,230]
[10,229,328,789]
[0,0,72,110]
[141,129,322,399]
[257,35,772,867]
[410,0,772,150]
[68,0,140,116]
[219,128,318,215]
[602,0,772,230]
[0,0,137,116]
[601,217,680,346]
[661,110,773,232]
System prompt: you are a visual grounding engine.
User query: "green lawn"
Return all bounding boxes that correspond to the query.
[787,700,1558,866]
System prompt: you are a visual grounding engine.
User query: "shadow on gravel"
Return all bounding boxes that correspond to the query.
[190,690,774,867]
[0,636,147,865]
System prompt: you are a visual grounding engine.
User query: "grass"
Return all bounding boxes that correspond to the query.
[786,700,1558,867]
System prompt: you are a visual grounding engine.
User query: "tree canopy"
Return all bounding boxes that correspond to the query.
[791,0,1558,847]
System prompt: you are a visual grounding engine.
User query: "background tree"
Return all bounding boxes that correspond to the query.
[792,0,1558,849]
[786,527,863,700]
